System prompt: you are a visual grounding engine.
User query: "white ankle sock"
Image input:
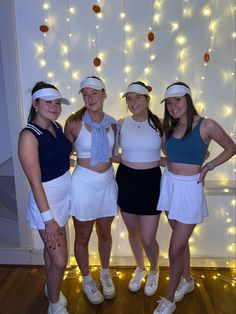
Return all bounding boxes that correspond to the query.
[83,274,92,285]
[101,268,109,276]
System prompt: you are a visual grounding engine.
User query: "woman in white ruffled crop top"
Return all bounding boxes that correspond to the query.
[65,76,118,305]
[116,81,166,297]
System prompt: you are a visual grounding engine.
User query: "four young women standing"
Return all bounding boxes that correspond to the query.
[19,79,236,314]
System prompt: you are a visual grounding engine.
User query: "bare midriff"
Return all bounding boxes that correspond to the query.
[167,162,201,175]
[77,158,112,173]
[121,160,159,170]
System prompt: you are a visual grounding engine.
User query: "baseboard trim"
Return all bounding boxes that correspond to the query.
[31,251,235,268]
[0,247,31,264]
[1,249,234,268]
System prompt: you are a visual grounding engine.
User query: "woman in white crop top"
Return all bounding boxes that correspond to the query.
[116,81,166,296]
[65,76,118,304]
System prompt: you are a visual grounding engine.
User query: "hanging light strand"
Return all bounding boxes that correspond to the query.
[40,0,50,80]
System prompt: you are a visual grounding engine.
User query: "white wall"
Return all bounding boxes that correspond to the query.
[0,45,11,165]
[9,0,236,265]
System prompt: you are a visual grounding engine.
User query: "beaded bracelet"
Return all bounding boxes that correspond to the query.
[40,209,54,223]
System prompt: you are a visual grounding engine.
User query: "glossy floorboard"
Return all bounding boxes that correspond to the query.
[0,266,235,314]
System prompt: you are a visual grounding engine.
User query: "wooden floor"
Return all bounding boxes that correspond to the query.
[0,266,235,314]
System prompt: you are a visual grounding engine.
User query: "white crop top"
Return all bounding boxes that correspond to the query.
[120,116,161,162]
[74,121,115,158]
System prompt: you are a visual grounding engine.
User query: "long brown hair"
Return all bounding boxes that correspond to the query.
[163,82,198,138]
[28,81,59,122]
[127,81,163,136]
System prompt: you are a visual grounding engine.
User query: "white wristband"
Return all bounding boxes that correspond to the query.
[40,210,54,223]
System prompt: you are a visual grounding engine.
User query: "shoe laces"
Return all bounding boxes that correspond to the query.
[101,274,112,287]
[132,268,145,283]
[89,280,99,294]
[147,273,157,286]
[156,298,170,312]
[176,278,185,292]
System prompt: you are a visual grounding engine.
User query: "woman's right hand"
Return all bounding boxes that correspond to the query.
[44,220,63,249]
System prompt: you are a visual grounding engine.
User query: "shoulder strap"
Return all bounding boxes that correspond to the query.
[25,123,43,136]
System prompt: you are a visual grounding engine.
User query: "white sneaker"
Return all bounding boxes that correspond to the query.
[128,267,146,292]
[100,273,115,299]
[144,271,159,296]
[153,297,176,314]
[48,303,68,314]
[174,276,194,302]
[82,280,104,305]
[45,285,67,307]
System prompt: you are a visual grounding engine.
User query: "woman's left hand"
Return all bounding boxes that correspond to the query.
[198,165,209,185]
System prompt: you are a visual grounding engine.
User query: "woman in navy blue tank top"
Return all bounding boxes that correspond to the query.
[18,82,72,314]
[153,82,236,314]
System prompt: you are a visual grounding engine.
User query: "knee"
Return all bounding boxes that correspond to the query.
[97,229,112,242]
[75,232,90,246]
[127,227,139,239]
[169,245,184,262]
[51,254,67,273]
[141,237,158,250]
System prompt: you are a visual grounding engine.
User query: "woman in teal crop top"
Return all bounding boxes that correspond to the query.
[153,82,236,314]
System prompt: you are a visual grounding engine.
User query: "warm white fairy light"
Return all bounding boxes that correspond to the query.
[177,35,186,45]
[124,24,131,32]
[39,59,47,67]
[43,2,50,10]
[69,6,75,14]
[120,12,126,19]
[47,71,54,78]
[150,54,156,61]
[171,22,179,31]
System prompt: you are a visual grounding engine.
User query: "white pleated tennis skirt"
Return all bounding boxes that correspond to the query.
[70,166,118,221]
[28,171,71,230]
[157,168,208,224]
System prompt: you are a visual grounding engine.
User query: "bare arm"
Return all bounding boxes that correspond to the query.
[159,134,167,167]
[112,118,124,164]
[64,118,82,167]
[199,118,236,182]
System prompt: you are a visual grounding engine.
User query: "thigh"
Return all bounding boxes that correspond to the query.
[73,217,94,241]
[170,221,195,251]
[95,216,114,236]
[121,212,140,233]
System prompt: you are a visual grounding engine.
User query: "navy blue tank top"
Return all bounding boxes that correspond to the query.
[24,121,72,182]
[164,118,208,165]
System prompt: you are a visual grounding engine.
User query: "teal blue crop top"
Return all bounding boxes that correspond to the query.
[164,118,208,165]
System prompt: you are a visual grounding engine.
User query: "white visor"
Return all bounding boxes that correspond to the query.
[79,77,105,92]
[161,85,191,103]
[122,83,149,98]
[32,88,70,105]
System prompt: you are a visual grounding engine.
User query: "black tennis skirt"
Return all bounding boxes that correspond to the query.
[116,163,162,215]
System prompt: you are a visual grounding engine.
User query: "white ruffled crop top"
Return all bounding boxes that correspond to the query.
[120,116,161,162]
[74,120,115,158]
